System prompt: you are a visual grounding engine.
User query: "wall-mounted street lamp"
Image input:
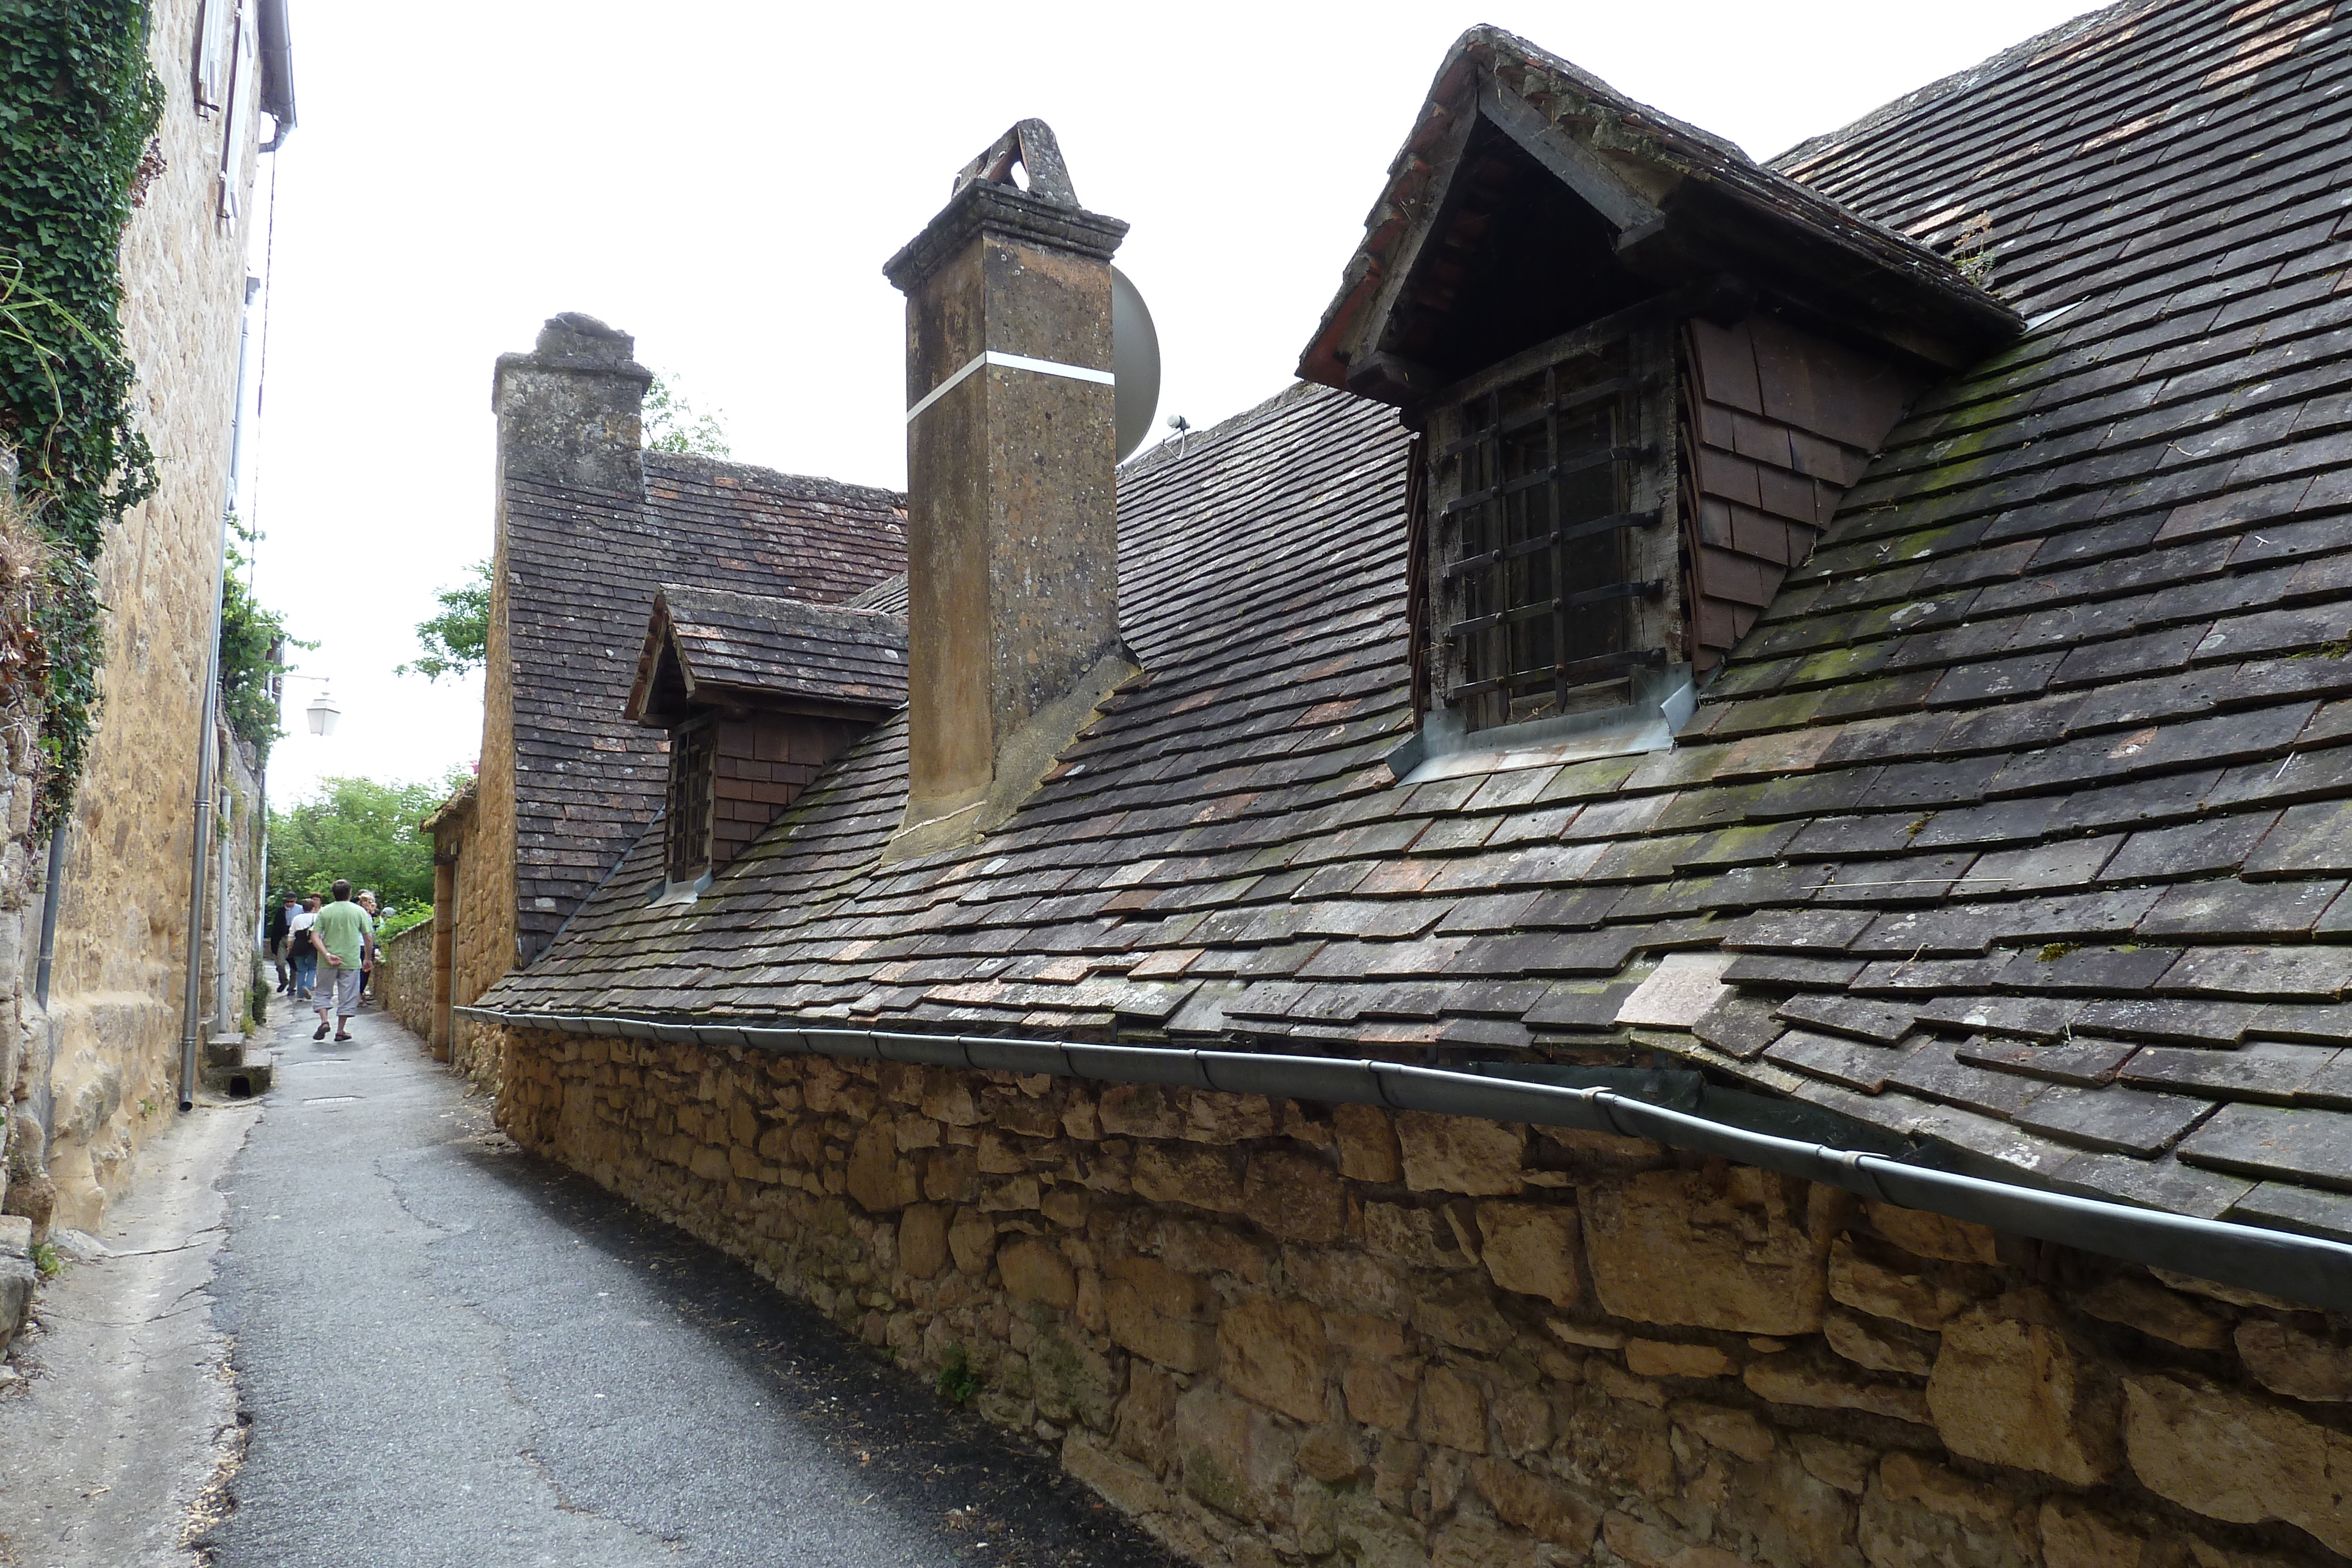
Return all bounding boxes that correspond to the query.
[277,671,343,737]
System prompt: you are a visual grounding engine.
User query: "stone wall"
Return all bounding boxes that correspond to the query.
[497,1025,2352,1568]
[428,786,503,1091]
[36,0,267,1231]
[373,918,435,1044]
[0,490,60,1246]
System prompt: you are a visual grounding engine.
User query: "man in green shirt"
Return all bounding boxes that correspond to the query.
[310,878,375,1042]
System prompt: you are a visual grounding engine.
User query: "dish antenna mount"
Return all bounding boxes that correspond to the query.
[1112,266,1160,462]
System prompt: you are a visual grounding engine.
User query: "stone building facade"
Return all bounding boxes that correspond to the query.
[8,0,289,1233]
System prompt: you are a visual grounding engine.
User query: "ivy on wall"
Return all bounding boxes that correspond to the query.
[218,523,300,765]
[0,0,165,825]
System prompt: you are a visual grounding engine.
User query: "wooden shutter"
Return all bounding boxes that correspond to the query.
[216,4,258,224]
[193,0,236,118]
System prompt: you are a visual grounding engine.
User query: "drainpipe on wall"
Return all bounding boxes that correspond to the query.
[178,280,258,1110]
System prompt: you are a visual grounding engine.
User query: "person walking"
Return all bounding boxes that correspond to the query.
[287,896,321,1001]
[265,894,296,993]
[310,880,374,1042]
[355,891,380,1004]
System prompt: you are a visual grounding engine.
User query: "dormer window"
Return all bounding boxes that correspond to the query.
[626,584,909,900]
[1294,37,2020,782]
[1431,314,1679,735]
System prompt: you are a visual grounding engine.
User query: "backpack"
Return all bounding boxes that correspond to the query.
[290,926,316,958]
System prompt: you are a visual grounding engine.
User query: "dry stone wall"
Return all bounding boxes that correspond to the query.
[373,918,433,1043]
[499,1025,2352,1568]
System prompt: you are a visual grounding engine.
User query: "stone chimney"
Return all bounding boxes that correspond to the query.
[883,121,1132,849]
[492,312,652,494]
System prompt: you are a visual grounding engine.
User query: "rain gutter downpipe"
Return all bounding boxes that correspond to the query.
[458,1009,2352,1315]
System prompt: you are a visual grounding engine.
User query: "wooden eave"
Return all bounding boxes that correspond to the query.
[1298,26,2025,404]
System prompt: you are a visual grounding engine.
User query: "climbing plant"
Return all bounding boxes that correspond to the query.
[0,0,166,825]
[218,520,305,765]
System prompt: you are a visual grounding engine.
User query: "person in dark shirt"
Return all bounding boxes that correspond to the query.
[265,894,297,994]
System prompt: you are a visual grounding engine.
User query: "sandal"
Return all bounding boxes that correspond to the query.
[313,1021,330,1040]
[334,1032,353,1042]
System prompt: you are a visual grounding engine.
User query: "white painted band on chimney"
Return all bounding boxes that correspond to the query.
[904,350,1115,423]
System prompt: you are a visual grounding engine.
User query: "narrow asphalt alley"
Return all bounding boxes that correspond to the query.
[203,998,1176,1568]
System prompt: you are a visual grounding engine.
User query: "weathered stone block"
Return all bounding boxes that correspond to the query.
[1065,1433,1168,1517]
[1175,1386,1294,1524]
[1218,1294,1329,1424]
[1131,1142,1242,1213]
[1288,1246,1411,1319]
[2037,1499,2147,1568]
[846,1118,919,1212]
[1116,1360,1177,1468]
[1859,1453,2034,1568]
[1825,1309,1936,1376]
[1418,1364,1487,1453]
[1585,1169,1845,1335]
[1105,1255,1217,1373]
[2075,1275,2229,1350]
[1343,1355,1419,1431]
[1469,1456,1596,1546]
[1745,1352,1930,1424]
[1927,1304,2119,1485]
[1411,1276,1514,1354]
[1241,1149,1344,1243]
[1476,1201,1581,1307]
[1000,1236,1077,1309]
[1828,1236,1987,1330]
[1364,1202,1475,1269]
[2121,1374,2352,1554]
[2234,1318,2352,1402]
[1335,1102,1402,1182]
[1671,1402,1775,1463]
[947,1206,996,1276]
[1602,1511,1742,1568]
[1031,1330,1118,1430]
[1397,1111,1525,1195]
[1865,1201,1999,1264]
[1625,1338,1735,1379]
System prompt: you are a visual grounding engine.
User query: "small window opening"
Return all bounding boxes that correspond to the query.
[666,719,715,883]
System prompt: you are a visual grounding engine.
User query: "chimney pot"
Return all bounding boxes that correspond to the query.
[492,312,653,494]
[886,124,1133,846]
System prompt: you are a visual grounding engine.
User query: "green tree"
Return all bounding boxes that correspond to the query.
[398,560,489,681]
[267,772,466,915]
[644,372,730,457]
[219,520,306,764]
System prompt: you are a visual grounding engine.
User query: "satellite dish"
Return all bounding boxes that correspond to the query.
[1111,265,1161,462]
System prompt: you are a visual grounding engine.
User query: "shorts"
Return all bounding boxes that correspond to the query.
[313,965,363,1017]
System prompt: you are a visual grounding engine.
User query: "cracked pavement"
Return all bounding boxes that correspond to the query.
[200,1000,1176,1567]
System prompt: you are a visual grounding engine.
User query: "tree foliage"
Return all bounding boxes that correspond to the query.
[219,523,305,763]
[644,372,730,457]
[399,559,489,682]
[267,772,466,915]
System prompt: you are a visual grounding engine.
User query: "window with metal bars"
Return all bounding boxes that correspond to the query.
[666,720,716,882]
[1428,314,1682,735]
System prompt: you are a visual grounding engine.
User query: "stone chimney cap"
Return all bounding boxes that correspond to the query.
[532,312,642,367]
[951,119,1080,206]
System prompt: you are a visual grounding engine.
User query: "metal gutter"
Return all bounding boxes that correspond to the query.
[456,1007,2352,1314]
[254,0,296,150]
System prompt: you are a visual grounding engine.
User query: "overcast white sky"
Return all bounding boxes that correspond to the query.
[244,0,2103,808]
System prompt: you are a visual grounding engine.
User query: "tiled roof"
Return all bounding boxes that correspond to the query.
[629,584,908,722]
[504,453,905,954]
[486,0,2352,1242]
